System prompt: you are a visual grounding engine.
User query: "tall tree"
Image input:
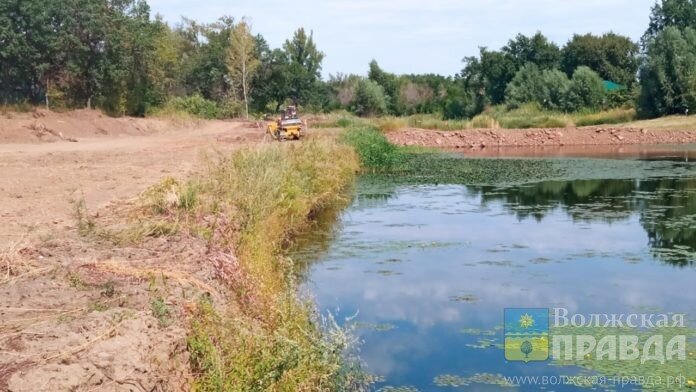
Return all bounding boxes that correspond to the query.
[461,48,517,106]
[282,28,324,106]
[562,33,639,86]
[643,0,696,48]
[638,26,696,117]
[368,60,397,112]
[0,0,62,104]
[251,45,290,113]
[503,32,561,70]
[227,21,259,118]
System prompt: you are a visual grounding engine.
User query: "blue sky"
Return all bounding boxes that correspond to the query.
[148,0,656,77]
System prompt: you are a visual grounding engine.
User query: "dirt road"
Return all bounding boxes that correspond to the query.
[0,110,264,391]
[0,110,264,247]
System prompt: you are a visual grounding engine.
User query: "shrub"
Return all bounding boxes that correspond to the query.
[506,63,545,108]
[341,127,402,170]
[351,79,388,116]
[540,70,572,111]
[167,95,220,119]
[567,66,606,111]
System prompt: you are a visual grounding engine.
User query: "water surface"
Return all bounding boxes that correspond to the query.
[293,153,696,391]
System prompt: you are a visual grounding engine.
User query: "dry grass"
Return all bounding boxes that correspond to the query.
[618,115,696,131]
[124,139,367,390]
[84,260,220,299]
[573,108,637,127]
[0,235,37,285]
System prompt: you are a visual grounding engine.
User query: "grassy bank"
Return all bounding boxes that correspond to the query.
[341,125,561,185]
[307,105,638,133]
[130,140,367,390]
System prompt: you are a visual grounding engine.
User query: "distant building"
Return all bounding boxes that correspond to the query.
[603,80,626,91]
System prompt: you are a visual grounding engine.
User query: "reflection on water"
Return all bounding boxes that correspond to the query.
[292,159,696,391]
[475,178,696,266]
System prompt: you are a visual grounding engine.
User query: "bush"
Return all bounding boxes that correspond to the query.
[351,79,388,116]
[341,126,403,170]
[167,95,220,119]
[567,66,606,111]
[217,98,244,118]
[540,70,572,111]
[506,63,545,109]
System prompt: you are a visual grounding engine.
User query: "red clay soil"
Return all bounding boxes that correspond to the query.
[387,127,696,149]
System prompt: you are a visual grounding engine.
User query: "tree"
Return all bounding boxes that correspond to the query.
[177,17,235,102]
[505,63,545,108]
[351,79,387,116]
[148,17,184,105]
[638,26,696,117]
[520,340,533,359]
[461,32,559,108]
[503,32,561,71]
[643,0,696,48]
[567,66,606,111]
[326,73,361,109]
[227,21,259,118]
[282,28,324,106]
[562,33,639,86]
[540,70,572,111]
[251,46,290,113]
[368,60,398,112]
[1,1,53,103]
[461,48,516,106]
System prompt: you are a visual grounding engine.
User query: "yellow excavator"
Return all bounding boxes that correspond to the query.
[267,106,303,141]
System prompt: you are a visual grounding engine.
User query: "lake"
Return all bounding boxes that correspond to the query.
[292,150,696,391]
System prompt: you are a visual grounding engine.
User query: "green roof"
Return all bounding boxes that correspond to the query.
[603,80,626,91]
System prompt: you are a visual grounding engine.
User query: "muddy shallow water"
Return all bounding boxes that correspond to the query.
[292,152,696,391]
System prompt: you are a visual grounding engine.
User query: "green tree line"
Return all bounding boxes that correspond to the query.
[1,0,695,119]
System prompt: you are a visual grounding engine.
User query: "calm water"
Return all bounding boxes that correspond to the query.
[293,154,696,391]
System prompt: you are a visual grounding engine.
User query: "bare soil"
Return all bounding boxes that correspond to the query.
[387,126,696,150]
[4,110,694,391]
[0,109,265,391]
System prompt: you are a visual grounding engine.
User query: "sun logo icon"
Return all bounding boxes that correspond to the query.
[505,308,549,362]
[519,313,535,329]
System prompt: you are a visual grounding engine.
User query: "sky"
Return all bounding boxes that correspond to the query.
[148,0,656,77]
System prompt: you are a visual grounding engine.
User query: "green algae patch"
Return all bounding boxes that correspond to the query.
[433,373,516,388]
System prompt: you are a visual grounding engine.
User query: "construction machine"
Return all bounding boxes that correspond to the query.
[267,106,303,141]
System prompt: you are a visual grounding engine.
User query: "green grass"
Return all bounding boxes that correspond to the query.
[150,297,172,328]
[129,139,369,390]
[341,126,562,185]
